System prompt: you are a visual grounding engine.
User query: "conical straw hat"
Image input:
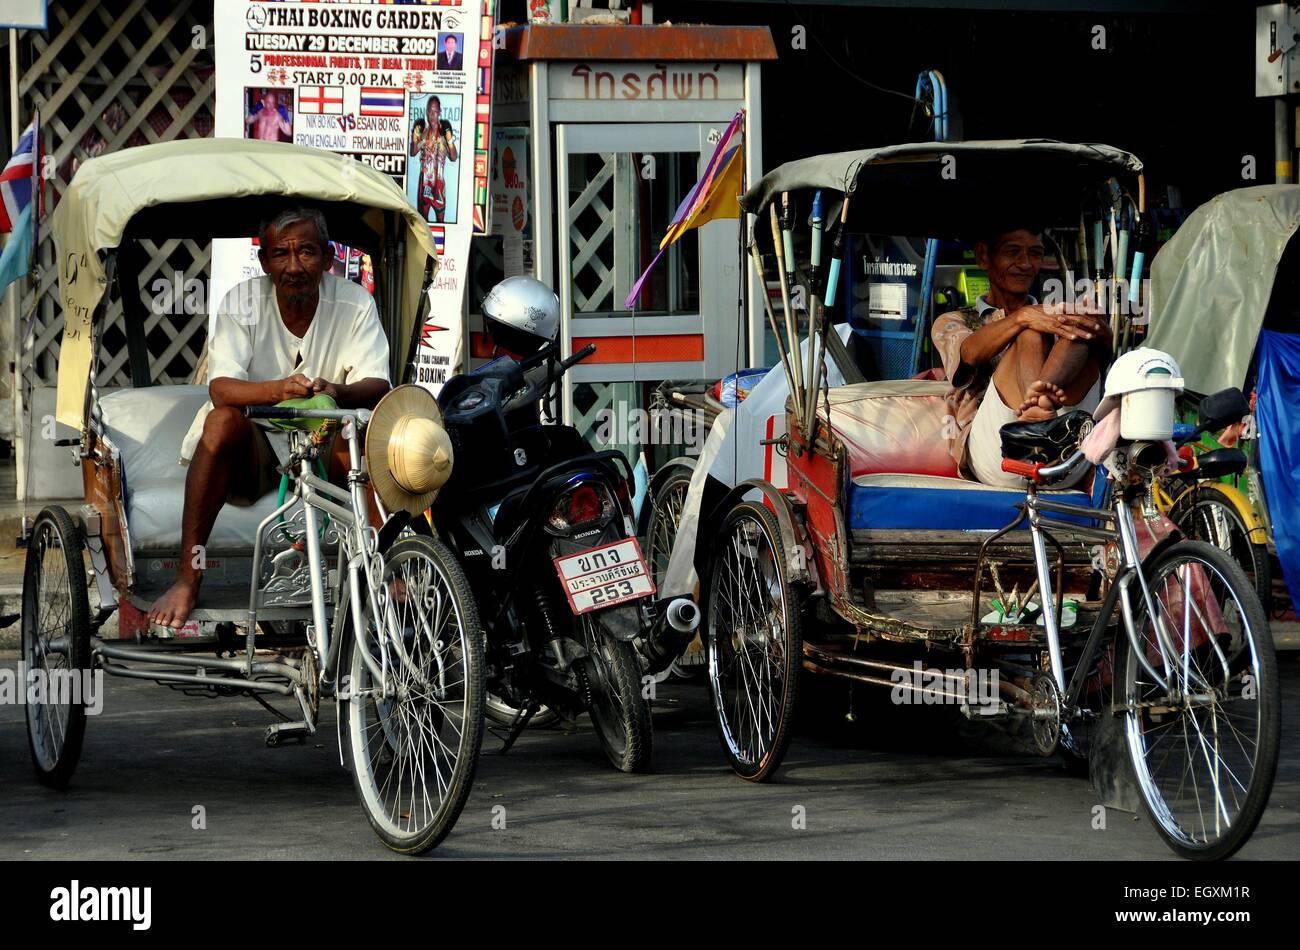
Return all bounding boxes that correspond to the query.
[366,384,453,515]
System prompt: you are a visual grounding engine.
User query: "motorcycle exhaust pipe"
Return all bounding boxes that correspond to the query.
[640,597,702,675]
[666,598,700,633]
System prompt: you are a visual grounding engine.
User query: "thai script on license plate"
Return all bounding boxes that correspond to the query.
[553,538,655,614]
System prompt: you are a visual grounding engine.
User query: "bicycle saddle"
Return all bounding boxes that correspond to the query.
[1169,446,1247,481]
[999,409,1093,465]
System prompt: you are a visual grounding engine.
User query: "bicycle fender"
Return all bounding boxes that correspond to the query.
[713,478,817,589]
[1170,482,1269,546]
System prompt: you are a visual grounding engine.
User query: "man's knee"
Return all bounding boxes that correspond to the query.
[1008,328,1050,360]
[200,405,251,452]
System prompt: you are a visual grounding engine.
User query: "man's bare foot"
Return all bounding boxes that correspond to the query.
[1017,379,1067,416]
[148,576,201,629]
[1017,404,1057,422]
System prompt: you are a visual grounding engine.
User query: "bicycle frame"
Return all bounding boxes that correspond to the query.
[1024,457,1202,715]
[244,408,406,700]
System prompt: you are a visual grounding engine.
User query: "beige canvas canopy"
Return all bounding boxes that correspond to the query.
[53,138,440,427]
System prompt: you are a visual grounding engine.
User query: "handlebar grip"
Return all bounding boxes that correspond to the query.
[1000,458,1043,482]
[245,405,294,418]
[519,342,559,371]
[560,343,597,370]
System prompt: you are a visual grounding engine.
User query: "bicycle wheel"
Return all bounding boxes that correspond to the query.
[646,466,693,589]
[1117,540,1279,860]
[705,500,801,781]
[646,466,705,681]
[1168,484,1271,614]
[340,536,485,854]
[22,507,92,789]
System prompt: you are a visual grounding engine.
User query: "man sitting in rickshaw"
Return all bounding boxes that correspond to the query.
[931,226,1111,487]
[148,207,392,629]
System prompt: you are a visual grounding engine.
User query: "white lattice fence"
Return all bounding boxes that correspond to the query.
[17,0,216,390]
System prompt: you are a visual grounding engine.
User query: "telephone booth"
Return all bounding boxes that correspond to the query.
[481,24,774,470]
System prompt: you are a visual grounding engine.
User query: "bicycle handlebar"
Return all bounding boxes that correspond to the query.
[1000,458,1043,483]
[1001,449,1085,484]
[245,405,372,424]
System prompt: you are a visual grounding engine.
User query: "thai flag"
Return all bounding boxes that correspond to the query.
[0,119,38,234]
[360,88,405,117]
[430,225,445,256]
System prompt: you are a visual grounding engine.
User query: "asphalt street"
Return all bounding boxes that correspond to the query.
[1,653,1296,860]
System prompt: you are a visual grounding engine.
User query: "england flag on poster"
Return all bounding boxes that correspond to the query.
[0,119,37,234]
[298,86,344,115]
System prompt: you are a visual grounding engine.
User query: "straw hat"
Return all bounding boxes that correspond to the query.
[366,384,454,515]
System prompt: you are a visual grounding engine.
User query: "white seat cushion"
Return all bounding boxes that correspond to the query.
[99,386,283,552]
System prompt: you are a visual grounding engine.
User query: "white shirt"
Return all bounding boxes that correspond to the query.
[180,274,390,463]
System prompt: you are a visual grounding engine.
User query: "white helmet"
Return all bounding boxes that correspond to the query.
[482,276,559,355]
[1096,347,1185,440]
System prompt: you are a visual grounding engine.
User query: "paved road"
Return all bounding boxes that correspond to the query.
[1,653,1297,860]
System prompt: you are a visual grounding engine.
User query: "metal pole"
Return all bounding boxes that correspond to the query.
[8,30,22,507]
[9,29,18,150]
[769,202,804,423]
[1276,98,1292,183]
[748,242,799,405]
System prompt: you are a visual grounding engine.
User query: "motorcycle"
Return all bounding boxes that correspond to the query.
[431,341,671,771]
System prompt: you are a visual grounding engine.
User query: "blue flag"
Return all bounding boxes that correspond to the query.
[0,203,33,295]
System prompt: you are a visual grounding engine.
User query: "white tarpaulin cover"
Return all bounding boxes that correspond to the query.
[660,327,853,599]
[1148,184,1300,394]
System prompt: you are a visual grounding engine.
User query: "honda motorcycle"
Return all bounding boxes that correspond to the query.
[431,343,670,771]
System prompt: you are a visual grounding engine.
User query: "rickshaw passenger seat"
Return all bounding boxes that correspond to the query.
[98,385,287,552]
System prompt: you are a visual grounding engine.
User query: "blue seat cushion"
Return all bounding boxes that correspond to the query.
[847,474,1092,531]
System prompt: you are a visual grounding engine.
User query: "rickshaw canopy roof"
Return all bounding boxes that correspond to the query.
[1147,184,1300,394]
[54,138,439,426]
[739,139,1143,239]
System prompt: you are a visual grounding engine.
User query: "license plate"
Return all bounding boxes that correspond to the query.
[553,538,655,615]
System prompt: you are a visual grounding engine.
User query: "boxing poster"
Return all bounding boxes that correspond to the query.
[213,0,495,392]
[489,125,531,277]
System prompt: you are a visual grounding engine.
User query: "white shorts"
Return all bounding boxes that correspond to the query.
[968,384,1022,488]
[968,380,1102,488]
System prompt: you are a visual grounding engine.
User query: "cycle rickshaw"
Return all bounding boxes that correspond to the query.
[23,139,484,855]
[647,140,1280,860]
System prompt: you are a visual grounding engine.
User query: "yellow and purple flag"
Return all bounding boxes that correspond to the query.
[625,110,743,309]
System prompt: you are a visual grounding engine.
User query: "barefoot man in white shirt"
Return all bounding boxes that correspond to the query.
[148,207,391,629]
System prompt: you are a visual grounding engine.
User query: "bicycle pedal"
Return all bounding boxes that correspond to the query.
[264,722,312,747]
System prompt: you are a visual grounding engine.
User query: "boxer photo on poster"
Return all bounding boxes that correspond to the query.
[244,88,293,142]
[407,93,461,224]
